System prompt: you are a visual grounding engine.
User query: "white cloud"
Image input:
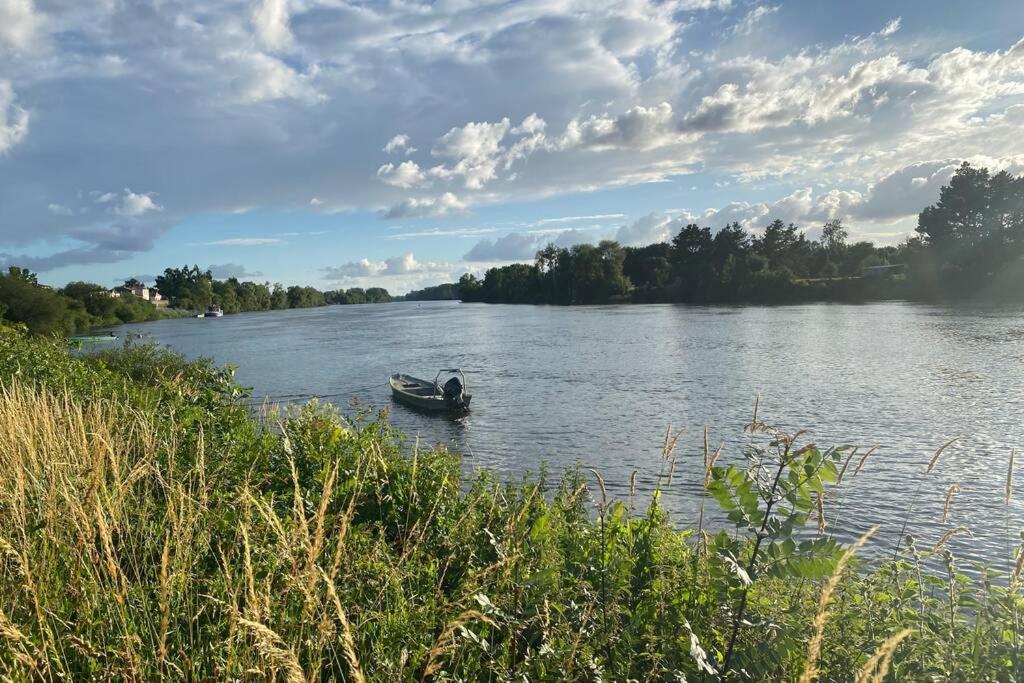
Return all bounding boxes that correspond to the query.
[95,188,162,217]
[376,160,427,189]
[615,213,683,246]
[430,118,512,189]
[190,237,282,246]
[463,227,610,261]
[207,262,264,279]
[227,50,323,104]
[384,192,465,219]
[0,81,29,154]
[47,203,72,216]
[322,252,452,283]
[252,0,292,51]
[559,103,681,150]
[880,17,902,37]
[383,134,415,154]
[388,227,497,240]
[537,213,625,224]
[464,232,539,261]
[117,189,162,217]
[3,1,1024,274]
[0,0,38,51]
[324,257,387,278]
[731,5,780,36]
[851,160,959,220]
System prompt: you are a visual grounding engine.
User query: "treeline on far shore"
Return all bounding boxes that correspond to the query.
[0,264,392,336]
[438,162,1024,305]
[152,265,391,312]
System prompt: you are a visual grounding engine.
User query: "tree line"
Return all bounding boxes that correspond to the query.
[457,162,1024,304]
[399,282,460,301]
[0,267,167,336]
[0,264,392,336]
[153,265,391,312]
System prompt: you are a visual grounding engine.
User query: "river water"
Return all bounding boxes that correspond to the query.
[110,300,1024,568]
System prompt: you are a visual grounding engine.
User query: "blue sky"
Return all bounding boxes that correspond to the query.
[1,0,1023,293]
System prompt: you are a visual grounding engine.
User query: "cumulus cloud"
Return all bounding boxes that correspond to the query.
[463,226,609,261]
[0,81,29,154]
[0,0,38,51]
[3,1,1024,274]
[851,161,960,220]
[322,252,450,281]
[207,263,264,279]
[383,134,415,155]
[252,0,292,51]
[95,188,163,217]
[47,203,72,216]
[615,213,684,246]
[464,232,540,261]
[558,103,682,151]
[376,160,427,189]
[384,192,465,219]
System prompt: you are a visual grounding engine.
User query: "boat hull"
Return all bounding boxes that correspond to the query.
[389,374,471,413]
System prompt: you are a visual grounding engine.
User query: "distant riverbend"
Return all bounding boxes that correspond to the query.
[109,300,1024,566]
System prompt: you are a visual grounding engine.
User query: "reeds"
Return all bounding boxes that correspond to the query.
[799,526,876,683]
[0,343,1021,682]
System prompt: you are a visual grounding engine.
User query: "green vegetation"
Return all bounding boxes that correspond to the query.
[461,163,1024,304]
[0,265,394,336]
[0,267,174,336]
[155,265,391,312]
[401,282,461,301]
[0,324,1022,680]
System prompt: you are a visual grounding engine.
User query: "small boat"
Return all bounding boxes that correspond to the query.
[69,333,117,344]
[389,369,472,413]
[206,305,224,318]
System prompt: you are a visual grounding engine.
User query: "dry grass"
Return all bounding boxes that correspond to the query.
[798,526,876,683]
[0,359,1020,681]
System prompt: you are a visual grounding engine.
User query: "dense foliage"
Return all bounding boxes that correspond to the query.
[0,325,1021,680]
[156,265,391,312]
[0,265,394,336]
[461,163,1024,304]
[0,267,171,335]
[401,282,460,301]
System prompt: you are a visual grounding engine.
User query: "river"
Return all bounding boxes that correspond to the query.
[109,300,1024,567]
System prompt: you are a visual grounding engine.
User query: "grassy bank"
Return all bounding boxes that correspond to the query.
[0,325,1021,680]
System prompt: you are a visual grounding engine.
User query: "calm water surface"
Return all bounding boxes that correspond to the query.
[111,301,1024,566]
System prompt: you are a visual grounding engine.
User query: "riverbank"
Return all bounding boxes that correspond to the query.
[1,323,1021,680]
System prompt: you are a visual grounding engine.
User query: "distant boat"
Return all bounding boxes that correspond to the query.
[69,333,117,344]
[205,305,224,318]
[389,369,471,413]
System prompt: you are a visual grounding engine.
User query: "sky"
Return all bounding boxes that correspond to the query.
[1,0,1023,294]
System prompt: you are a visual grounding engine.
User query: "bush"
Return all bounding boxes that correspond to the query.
[0,326,1021,680]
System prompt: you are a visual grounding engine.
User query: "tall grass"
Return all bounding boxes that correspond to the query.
[0,327,1022,680]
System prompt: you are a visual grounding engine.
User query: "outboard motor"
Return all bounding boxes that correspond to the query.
[441,376,469,411]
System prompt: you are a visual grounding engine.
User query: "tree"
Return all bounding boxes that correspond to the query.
[7,266,38,285]
[821,220,848,253]
[0,272,77,335]
[671,223,713,299]
[458,273,482,302]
